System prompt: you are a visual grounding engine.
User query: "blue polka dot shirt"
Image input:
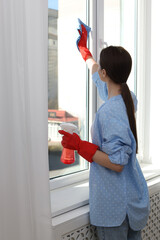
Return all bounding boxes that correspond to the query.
[89,72,150,231]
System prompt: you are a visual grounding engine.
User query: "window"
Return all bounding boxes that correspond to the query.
[48,0,138,182]
[148,1,160,166]
[96,0,137,110]
[48,0,89,179]
[49,0,160,219]
[137,0,160,167]
[49,0,140,217]
[103,0,137,93]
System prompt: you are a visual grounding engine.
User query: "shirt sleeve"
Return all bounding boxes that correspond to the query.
[100,115,133,166]
[92,71,108,101]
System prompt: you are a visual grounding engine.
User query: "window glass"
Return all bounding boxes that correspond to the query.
[48,0,88,179]
[149,1,160,165]
[104,0,137,93]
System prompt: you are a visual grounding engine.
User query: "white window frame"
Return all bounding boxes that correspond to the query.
[136,0,152,164]
[50,1,91,190]
[50,169,89,190]
[133,0,160,180]
[50,0,160,220]
[50,0,98,193]
[136,1,160,186]
[50,0,98,218]
[49,0,99,193]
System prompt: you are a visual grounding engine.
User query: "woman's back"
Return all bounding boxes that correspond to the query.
[90,92,150,230]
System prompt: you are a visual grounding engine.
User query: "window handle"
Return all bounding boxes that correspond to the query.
[99,39,108,48]
[104,41,108,47]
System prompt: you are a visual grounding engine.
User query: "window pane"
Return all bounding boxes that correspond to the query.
[149,1,160,165]
[104,0,121,46]
[48,0,88,179]
[104,0,137,93]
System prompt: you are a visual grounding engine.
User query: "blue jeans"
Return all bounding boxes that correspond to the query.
[96,217,142,240]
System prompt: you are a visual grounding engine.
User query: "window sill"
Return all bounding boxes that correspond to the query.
[52,204,89,229]
[50,180,89,218]
[51,163,160,231]
[140,163,160,181]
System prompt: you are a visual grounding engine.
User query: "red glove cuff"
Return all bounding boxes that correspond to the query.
[78,46,93,61]
[78,140,99,163]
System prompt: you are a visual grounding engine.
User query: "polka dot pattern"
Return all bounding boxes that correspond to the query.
[89,72,150,231]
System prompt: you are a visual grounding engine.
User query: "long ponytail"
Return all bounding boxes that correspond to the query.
[121,83,138,153]
[100,46,138,153]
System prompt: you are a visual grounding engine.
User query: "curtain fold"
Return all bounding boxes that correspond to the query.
[0,0,53,239]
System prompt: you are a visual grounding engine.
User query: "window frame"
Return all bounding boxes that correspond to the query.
[50,0,160,219]
[50,169,89,190]
[136,0,152,164]
[49,0,93,191]
[49,1,98,218]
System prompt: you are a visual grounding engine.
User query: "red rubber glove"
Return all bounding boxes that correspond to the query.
[78,24,92,61]
[58,130,98,163]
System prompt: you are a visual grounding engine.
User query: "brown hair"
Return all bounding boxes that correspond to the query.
[100,46,138,153]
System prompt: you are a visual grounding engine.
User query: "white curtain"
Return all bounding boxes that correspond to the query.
[0,0,53,240]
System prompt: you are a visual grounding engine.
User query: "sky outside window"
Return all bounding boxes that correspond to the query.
[48,0,58,10]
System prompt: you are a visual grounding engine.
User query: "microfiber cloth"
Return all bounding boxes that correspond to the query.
[76,18,91,51]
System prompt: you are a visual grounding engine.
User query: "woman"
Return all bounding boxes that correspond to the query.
[59,20,150,240]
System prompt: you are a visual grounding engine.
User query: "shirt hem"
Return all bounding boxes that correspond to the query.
[90,214,126,228]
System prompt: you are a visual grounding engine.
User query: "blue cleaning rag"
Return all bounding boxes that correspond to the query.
[76,18,91,51]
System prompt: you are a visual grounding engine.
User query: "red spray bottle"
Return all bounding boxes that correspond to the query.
[60,123,78,164]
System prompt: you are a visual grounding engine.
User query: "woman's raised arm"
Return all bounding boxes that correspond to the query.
[86,57,99,74]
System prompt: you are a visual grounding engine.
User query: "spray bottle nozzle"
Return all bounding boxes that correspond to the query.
[60,123,78,134]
